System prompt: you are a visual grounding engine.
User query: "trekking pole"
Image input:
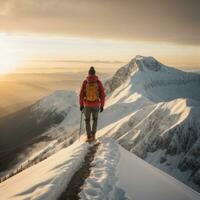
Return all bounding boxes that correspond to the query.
[79,110,84,141]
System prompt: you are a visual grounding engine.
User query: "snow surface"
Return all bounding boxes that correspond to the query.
[80,138,200,200]
[0,138,89,200]
[79,138,128,200]
[33,90,80,132]
[33,90,78,114]
[1,138,199,200]
[117,140,200,200]
[101,55,200,191]
[0,55,200,199]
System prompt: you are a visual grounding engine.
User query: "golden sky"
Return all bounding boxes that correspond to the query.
[0,0,200,73]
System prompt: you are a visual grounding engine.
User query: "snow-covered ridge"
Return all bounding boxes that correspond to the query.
[33,90,80,130]
[134,55,162,71]
[33,90,78,114]
[101,55,200,192]
[105,55,164,94]
[80,138,128,200]
[0,140,89,200]
[0,90,80,181]
[101,98,200,191]
[1,138,199,200]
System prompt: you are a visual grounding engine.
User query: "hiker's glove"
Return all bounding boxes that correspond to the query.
[100,107,104,112]
[80,105,84,111]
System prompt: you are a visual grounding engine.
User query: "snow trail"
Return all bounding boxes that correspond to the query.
[79,138,129,200]
[58,142,100,200]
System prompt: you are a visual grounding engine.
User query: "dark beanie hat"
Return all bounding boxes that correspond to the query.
[88,66,96,75]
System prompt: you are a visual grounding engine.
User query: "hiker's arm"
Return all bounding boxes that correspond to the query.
[79,80,86,106]
[98,80,106,107]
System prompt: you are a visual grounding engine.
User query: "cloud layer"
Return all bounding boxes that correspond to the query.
[0,0,200,45]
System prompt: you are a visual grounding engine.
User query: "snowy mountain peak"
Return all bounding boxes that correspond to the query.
[125,55,162,73]
[106,55,200,103]
[134,55,162,72]
[105,55,164,94]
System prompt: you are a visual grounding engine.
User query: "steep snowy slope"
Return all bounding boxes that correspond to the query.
[0,90,79,179]
[117,139,200,200]
[0,138,89,200]
[99,55,200,192]
[0,138,199,200]
[33,90,80,138]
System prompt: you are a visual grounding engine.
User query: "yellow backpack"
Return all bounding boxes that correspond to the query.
[85,81,99,102]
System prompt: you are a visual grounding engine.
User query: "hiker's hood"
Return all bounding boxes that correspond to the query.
[86,75,98,82]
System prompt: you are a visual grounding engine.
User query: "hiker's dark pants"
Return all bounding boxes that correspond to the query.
[84,106,99,137]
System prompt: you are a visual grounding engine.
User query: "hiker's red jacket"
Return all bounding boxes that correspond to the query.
[79,75,105,107]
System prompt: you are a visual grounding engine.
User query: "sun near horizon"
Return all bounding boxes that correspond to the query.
[0,33,200,75]
[0,1,200,199]
[0,0,199,73]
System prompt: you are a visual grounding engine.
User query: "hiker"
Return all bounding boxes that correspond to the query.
[79,66,105,142]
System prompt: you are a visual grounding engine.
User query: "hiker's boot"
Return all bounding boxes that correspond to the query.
[91,134,96,142]
[86,135,92,143]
